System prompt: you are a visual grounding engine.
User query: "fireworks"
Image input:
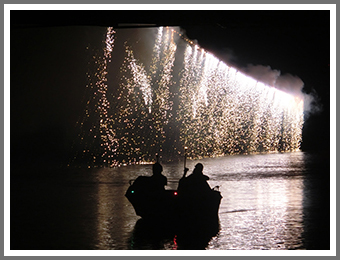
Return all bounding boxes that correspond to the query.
[71,26,304,167]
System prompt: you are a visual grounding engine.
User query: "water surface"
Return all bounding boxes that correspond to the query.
[10,151,330,250]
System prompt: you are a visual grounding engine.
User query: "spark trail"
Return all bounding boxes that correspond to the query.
[71,26,304,167]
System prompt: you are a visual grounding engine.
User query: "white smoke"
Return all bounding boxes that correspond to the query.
[241,64,280,88]
[275,73,304,98]
[240,64,322,118]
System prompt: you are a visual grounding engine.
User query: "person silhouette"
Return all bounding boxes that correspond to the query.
[149,162,167,192]
[128,162,167,194]
[177,163,211,197]
[125,162,168,218]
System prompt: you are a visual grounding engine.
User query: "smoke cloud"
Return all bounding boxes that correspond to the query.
[240,64,322,118]
[242,64,281,88]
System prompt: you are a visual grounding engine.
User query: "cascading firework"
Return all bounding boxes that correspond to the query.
[70,26,304,167]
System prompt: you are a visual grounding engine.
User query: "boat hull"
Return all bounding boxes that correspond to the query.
[125,185,222,223]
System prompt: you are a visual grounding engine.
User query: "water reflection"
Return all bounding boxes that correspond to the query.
[96,183,115,249]
[128,219,177,250]
[11,152,327,250]
[87,152,331,250]
[206,153,305,250]
[94,168,139,249]
[128,218,220,250]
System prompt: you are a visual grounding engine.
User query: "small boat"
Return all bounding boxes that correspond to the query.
[125,176,222,224]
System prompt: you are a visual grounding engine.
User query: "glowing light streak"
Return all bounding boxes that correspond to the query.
[72,26,304,167]
[126,48,152,111]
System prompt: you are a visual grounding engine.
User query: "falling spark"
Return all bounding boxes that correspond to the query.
[72,27,304,167]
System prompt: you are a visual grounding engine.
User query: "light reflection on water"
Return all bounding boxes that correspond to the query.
[90,151,322,250]
[10,151,330,250]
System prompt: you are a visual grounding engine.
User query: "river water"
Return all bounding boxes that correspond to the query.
[10,151,330,252]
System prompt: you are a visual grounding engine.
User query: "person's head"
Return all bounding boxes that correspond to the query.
[152,162,163,175]
[193,163,203,174]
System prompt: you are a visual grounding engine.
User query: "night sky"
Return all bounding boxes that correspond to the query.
[10,10,331,170]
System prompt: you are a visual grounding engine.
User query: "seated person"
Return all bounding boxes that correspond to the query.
[178,163,211,197]
[149,162,167,192]
[131,162,167,193]
[126,162,168,218]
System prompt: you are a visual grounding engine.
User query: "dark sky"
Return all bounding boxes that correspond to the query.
[10,10,331,168]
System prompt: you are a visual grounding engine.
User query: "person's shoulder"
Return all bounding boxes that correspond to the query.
[185,173,197,181]
[186,173,194,179]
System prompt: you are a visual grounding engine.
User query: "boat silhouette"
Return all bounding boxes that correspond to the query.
[125,177,222,223]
